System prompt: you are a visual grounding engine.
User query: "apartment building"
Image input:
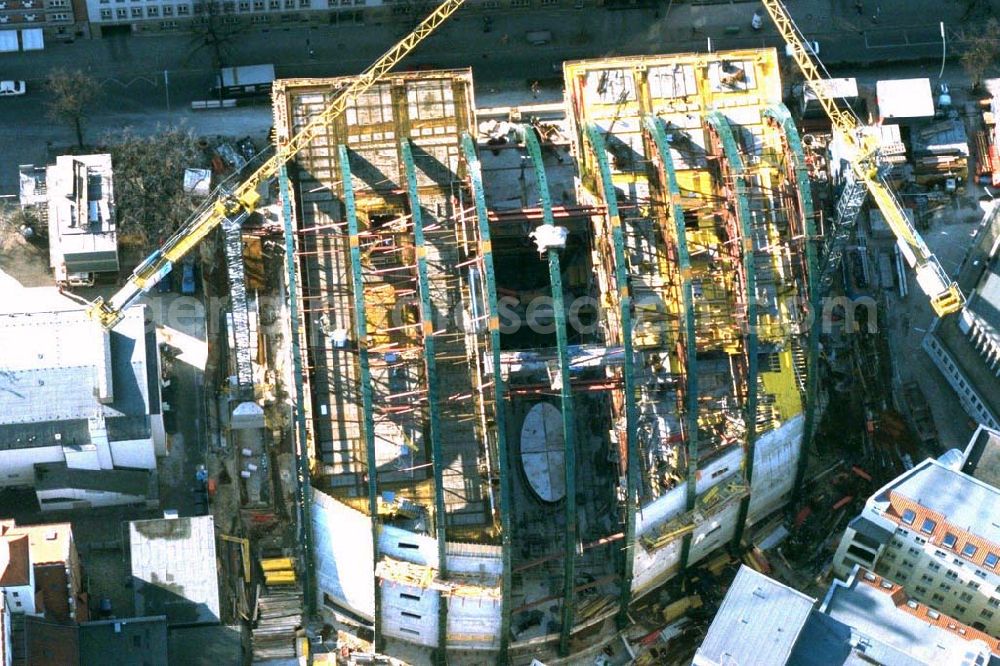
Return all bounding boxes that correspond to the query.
[834,426,1000,637]
[695,565,998,665]
[82,0,588,36]
[0,0,84,47]
[0,520,86,623]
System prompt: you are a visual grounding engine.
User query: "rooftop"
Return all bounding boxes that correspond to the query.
[818,568,997,664]
[0,306,158,448]
[35,461,152,498]
[878,457,1000,548]
[0,520,72,566]
[876,78,935,120]
[46,153,118,274]
[80,615,168,666]
[962,426,1000,488]
[0,535,30,587]
[129,516,219,626]
[695,566,815,665]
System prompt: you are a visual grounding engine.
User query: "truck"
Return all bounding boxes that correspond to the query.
[213,64,275,99]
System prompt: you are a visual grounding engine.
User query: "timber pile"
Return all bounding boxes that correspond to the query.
[251,585,303,663]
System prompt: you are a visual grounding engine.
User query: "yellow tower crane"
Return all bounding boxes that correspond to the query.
[86,0,466,329]
[761,0,966,317]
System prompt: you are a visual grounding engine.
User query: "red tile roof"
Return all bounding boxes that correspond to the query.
[0,536,31,587]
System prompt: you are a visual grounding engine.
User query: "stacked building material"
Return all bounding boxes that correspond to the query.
[251,585,304,662]
[911,119,969,187]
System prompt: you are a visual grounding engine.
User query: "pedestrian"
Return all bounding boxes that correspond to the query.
[871,4,880,22]
[530,80,540,99]
[854,0,863,15]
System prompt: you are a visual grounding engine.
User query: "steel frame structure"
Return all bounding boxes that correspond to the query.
[399,138,450,658]
[643,115,702,570]
[582,124,638,624]
[338,144,384,647]
[704,111,759,549]
[459,133,513,660]
[521,125,578,657]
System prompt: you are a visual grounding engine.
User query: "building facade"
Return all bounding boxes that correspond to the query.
[922,204,1000,430]
[834,427,1000,637]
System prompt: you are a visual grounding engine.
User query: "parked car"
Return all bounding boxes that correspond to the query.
[0,80,25,97]
[180,260,197,295]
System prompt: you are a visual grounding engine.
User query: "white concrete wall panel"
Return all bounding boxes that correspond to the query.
[311,488,375,620]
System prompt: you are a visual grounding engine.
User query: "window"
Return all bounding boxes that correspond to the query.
[953,559,964,567]
[963,543,978,558]
[100,7,111,16]
[896,572,909,582]
[967,581,980,590]
[934,550,946,559]
[986,553,999,569]
[956,604,967,614]
[960,591,974,602]
[222,0,234,9]
[238,0,248,8]
[933,593,946,603]
[892,538,905,548]
[269,0,278,8]
[146,5,156,13]
[130,6,142,15]
[921,518,937,535]
[946,570,959,580]
[915,536,926,545]
[175,4,186,13]
[902,509,917,525]
[116,7,127,16]
[915,585,928,595]
[943,533,958,549]
[929,562,942,571]
[902,560,914,569]
[981,609,995,619]
[909,547,921,556]
[163,4,174,12]
[921,574,934,583]
[14,602,20,608]
[989,598,1000,608]
[940,583,952,591]
[254,0,262,6]
[299,0,309,5]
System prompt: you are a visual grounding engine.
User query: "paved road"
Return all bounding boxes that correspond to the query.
[0,0,993,192]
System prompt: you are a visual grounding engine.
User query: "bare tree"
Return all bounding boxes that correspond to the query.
[185,0,242,69]
[104,127,203,253]
[44,68,100,150]
[961,18,1000,92]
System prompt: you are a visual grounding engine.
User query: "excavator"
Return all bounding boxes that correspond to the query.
[85,0,466,329]
[761,0,965,317]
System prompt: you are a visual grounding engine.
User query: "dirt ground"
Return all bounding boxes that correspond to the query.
[0,214,53,288]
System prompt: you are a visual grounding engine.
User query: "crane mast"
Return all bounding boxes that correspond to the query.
[761,0,965,317]
[86,0,466,329]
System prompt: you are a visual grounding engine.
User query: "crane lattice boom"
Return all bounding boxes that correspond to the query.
[761,0,965,317]
[86,0,465,329]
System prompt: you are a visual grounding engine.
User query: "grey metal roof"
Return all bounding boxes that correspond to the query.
[0,307,155,446]
[846,515,893,546]
[79,616,168,666]
[129,516,220,626]
[962,426,1000,488]
[819,573,992,666]
[34,462,151,497]
[884,459,1000,547]
[695,566,815,665]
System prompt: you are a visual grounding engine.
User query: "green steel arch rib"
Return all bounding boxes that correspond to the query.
[521,125,578,657]
[399,138,449,659]
[762,104,820,504]
[459,132,513,661]
[338,145,382,646]
[703,111,759,550]
[642,115,701,570]
[583,123,638,623]
[278,165,316,615]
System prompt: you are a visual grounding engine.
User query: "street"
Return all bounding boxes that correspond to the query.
[0,0,993,192]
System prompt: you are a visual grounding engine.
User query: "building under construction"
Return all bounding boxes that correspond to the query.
[275,48,818,664]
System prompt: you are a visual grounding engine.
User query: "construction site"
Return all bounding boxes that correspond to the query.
[5,0,994,663]
[261,43,817,663]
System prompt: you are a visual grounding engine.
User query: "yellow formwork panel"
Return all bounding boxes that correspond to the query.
[759,348,803,423]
